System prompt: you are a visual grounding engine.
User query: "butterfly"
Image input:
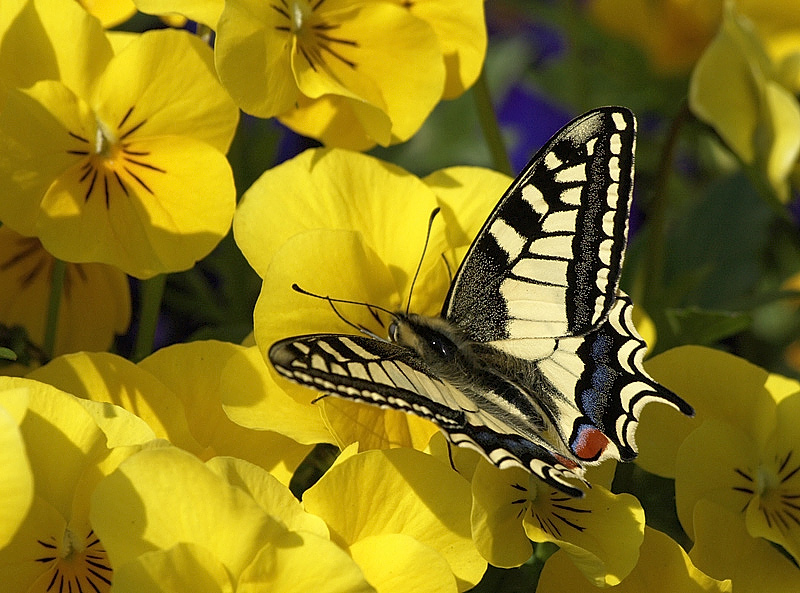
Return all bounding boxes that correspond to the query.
[269,107,694,496]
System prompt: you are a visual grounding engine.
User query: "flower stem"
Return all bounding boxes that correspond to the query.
[637,101,690,310]
[43,258,67,361]
[473,68,514,177]
[132,274,166,361]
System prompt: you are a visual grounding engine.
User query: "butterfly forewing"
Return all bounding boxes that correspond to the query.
[270,334,586,496]
[443,108,636,342]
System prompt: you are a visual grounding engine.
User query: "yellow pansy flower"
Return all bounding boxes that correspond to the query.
[302,447,487,591]
[0,226,131,364]
[27,343,314,485]
[537,526,732,593]
[0,376,155,593]
[0,0,239,278]
[639,346,800,586]
[90,447,373,592]
[470,459,643,586]
[689,4,800,204]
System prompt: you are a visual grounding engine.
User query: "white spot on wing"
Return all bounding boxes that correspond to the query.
[561,186,582,205]
[542,210,578,234]
[490,218,526,260]
[521,184,547,215]
[610,133,622,154]
[608,156,620,182]
[545,152,562,169]
[555,164,586,183]
[529,234,574,260]
[612,112,627,130]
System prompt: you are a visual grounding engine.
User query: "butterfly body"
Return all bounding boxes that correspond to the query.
[269,107,694,496]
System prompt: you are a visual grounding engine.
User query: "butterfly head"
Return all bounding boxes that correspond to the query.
[388,314,472,371]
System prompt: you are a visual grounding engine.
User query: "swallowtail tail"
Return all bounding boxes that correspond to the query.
[269,107,693,496]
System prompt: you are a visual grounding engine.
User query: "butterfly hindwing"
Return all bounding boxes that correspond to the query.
[443,108,636,342]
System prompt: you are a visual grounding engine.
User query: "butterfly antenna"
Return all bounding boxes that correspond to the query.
[440,252,453,283]
[292,283,393,340]
[406,207,441,315]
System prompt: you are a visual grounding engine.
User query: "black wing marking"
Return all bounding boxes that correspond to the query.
[443,107,636,342]
[269,334,585,496]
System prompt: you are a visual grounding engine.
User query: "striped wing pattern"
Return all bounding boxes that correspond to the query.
[269,334,585,495]
[443,108,636,342]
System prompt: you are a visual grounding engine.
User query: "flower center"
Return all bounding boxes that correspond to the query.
[94,118,117,159]
[271,0,359,70]
[35,527,112,593]
[755,463,779,497]
[64,106,165,207]
[290,0,311,34]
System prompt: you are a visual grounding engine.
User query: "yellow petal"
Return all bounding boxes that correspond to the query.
[0,388,33,547]
[90,447,283,577]
[320,397,438,454]
[78,0,136,28]
[0,81,94,237]
[205,456,329,538]
[350,533,458,593]
[674,419,759,540]
[278,93,392,150]
[303,448,486,590]
[111,542,233,593]
[0,377,106,518]
[762,79,800,201]
[214,0,301,117]
[234,148,444,281]
[639,346,775,477]
[28,352,204,454]
[220,345,333,446]
[539,525,732,593]
[300,0,444,143]
[690,500,799,592]
[0,228,131,359]
[92,28,240,153]
[0,0,112,96]
[689,6,763,164]
[140,341,315,481]
[470,462,535,568]
[394,0,487,98]
[238,531,376,593]
[523,486,645,587]
[423,166,512,248]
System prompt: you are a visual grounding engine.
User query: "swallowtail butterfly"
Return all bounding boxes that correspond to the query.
[269,107,693,496]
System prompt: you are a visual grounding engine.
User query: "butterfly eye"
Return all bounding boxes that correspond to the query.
[388,321,399,342]
[428,334,455,359]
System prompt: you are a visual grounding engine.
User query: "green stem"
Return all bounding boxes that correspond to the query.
[638,101,690,311]
[132,274,166,361]
[472,68,514,176]
[43,258,67,361]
